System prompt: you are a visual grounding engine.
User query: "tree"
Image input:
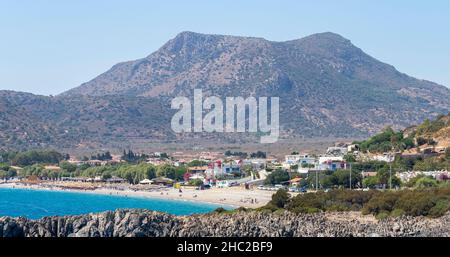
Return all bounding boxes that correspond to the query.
[333,169,362,188]
[188,179,203,187]
[362,176,379,189]
[173,167,187,181]
[12,150,63,166]
[265,169,290,185]
[0,169,17,180]
[59,161,77,173]
[269,189,290,208]
[187,160,207,167]
[343,154,356,163]
[250,151,266,158]
[377,167,401,188]
[414,177,438,188]
[157,164,176,179]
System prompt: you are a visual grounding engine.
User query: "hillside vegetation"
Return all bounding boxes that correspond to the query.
[354,112,450,153]
[262,188,450,219]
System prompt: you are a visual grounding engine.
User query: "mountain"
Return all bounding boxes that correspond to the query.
[62,32,450,134]
[1,32,450,151]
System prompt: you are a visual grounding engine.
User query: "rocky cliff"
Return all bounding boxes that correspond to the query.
[1,209,449,237]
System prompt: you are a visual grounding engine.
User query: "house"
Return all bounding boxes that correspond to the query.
[297,165,317,174]
[318,156,346,171]
[242,158,266,170]
[222,163,241,174]
[204,160,241,177]
[284,155,302,165]
[285,154,316,166]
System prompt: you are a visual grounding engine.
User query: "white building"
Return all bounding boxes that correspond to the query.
[283,154,316,169]
[318,156,346,171]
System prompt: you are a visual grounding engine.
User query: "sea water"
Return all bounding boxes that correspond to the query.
[0,187,229,219]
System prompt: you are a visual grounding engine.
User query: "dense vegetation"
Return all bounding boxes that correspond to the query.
[0,163,17,180]
[224,151,248,158]
[262,187,450,218]
[250,151,267,159]
[1,150,65,166]
[264,170,290,185]
[119,150,149,163]
[354,127,415,153]
[13,162,188,184]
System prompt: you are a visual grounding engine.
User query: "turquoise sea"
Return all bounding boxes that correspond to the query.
[0,187,228,219]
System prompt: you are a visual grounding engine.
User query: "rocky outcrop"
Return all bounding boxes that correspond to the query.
[1,209,449,237]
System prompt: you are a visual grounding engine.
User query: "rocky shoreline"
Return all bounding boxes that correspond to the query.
[1,209,449,237]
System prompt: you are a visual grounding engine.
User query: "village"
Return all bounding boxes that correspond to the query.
[63,141,449,188]
[2,135,449,209]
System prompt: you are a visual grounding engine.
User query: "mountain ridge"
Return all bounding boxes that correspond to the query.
[62,31,449,98]
[1,31,449,150]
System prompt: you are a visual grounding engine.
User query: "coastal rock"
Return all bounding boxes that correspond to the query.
[0,209,449,237]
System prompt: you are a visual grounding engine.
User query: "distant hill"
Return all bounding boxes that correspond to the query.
[404,113,450,151]
[1,32,450,150]
[354,112,450,154]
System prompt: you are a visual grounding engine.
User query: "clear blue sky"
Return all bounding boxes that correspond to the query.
[1,0,449,95]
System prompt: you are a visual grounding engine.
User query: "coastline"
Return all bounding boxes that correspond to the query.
[0,182,272,209]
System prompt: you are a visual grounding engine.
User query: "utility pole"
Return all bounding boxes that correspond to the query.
[349,162,352,190]
[389,159,392,190]
[315,170,318,191]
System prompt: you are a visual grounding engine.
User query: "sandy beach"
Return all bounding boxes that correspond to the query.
[0,182,275,208]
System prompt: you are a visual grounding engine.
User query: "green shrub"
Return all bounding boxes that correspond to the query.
[394,191,435,216]
[265,187,450,218]
[269,189,290,208]
[273,209,286,215]
[429,199,449,218]
[414,177,438,188]
[390,209,405,217]
[376,212,390,220]
[235,207,248,212]
[213,207,227,213]
[257,204,279,213]
[290,206,321,214]
[362,191,399,215]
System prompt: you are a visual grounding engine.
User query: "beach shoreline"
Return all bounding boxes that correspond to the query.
[0,182,273,209]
